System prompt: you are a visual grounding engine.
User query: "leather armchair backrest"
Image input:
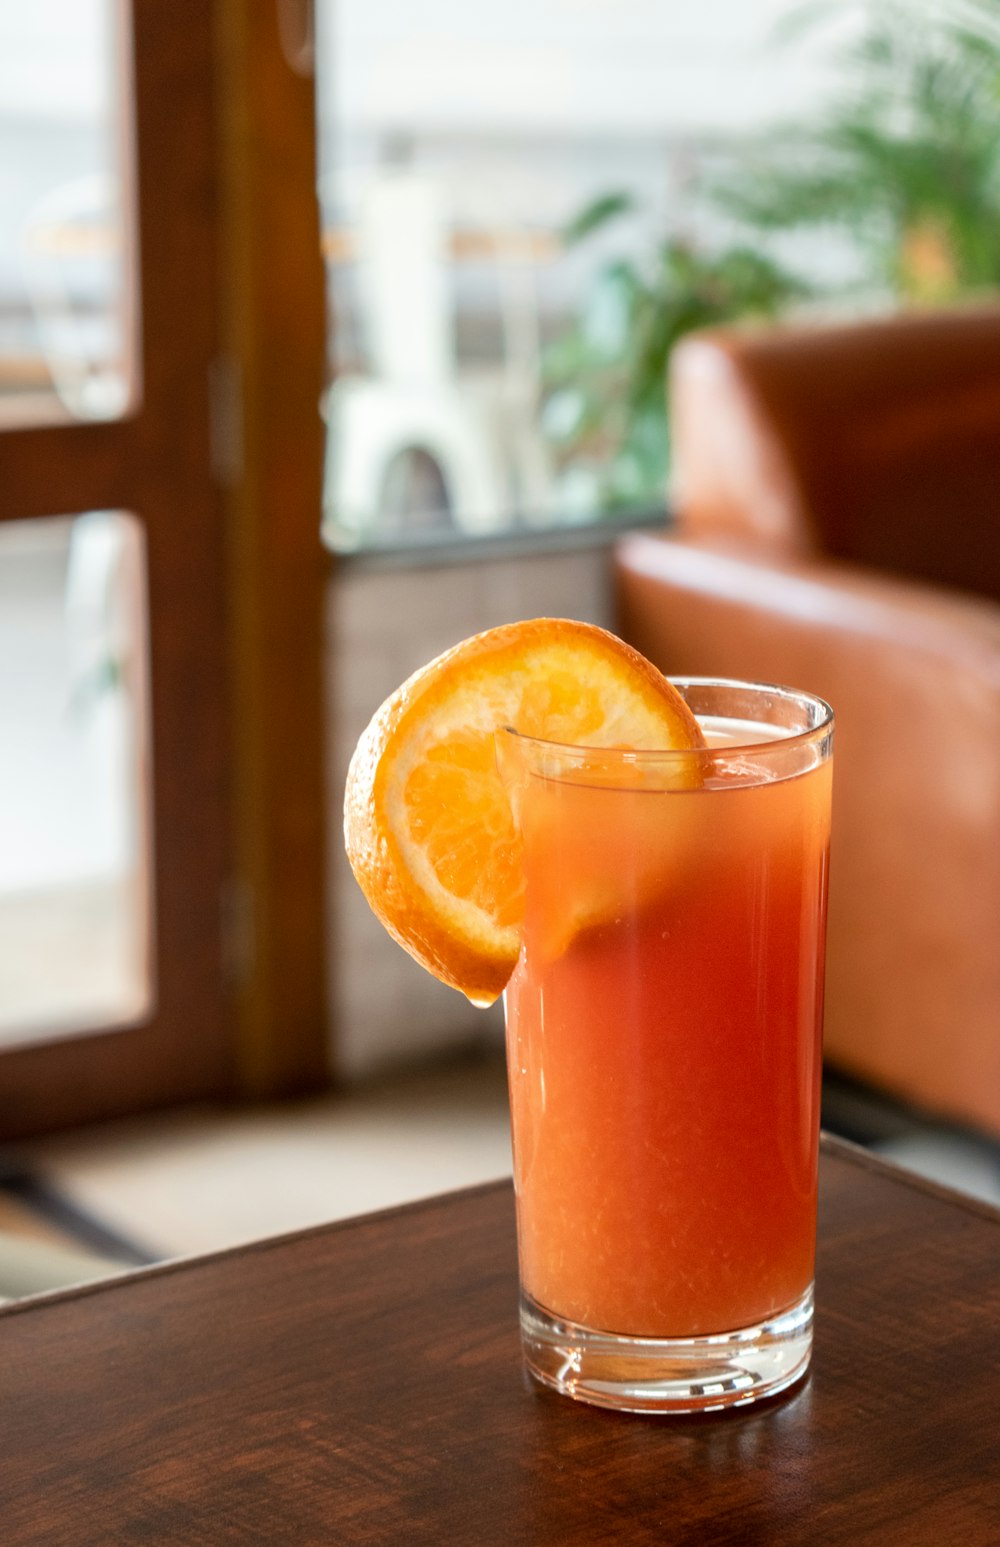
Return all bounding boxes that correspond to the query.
[669,306,1000,602]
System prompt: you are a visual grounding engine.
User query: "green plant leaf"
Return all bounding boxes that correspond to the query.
[562,191,635,245]
[543,0,1000,512]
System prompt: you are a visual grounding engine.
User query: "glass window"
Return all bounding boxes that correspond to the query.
[315,0,846,550]
[0,513,152,1042]
[0,0,132,423]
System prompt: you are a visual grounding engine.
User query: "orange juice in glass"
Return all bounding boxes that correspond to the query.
[500,679,833,1413]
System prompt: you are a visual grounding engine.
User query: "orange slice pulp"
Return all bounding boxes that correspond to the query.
[343,618,704,1004]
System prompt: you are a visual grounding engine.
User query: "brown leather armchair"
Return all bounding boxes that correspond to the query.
[614,306,1000,1137]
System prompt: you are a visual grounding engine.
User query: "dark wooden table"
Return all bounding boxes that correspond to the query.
[2,1135,999,1545]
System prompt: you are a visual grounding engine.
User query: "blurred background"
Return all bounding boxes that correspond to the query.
[0,0,997,1297]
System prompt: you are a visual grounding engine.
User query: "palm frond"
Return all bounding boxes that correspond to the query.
[562,192,635,246]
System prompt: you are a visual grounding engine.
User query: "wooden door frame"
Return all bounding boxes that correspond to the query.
[215,0,331,1100]
[0,0,329,1137]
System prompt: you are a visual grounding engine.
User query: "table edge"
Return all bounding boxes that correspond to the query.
[819,1130,1000,1222]
[0,1174,514,1322]
[2,1138,997,1321]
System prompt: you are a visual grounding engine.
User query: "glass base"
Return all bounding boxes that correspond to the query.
[520,1286,813,1415]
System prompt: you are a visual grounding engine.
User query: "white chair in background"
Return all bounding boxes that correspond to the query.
[324,162,554,545]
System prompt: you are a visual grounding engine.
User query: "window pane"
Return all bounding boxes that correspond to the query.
[315,0,844,550]
[0,513,152,1042]
[0,1,133,424]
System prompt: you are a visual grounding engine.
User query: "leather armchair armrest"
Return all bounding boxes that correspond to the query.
[614,531,1000,1137]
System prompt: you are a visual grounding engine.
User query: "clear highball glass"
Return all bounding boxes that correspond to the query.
[500,679,834,1414]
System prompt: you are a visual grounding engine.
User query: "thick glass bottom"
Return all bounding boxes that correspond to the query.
[520,1285,813,1415]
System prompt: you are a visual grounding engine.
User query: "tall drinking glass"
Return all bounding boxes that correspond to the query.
[499,679,833,1414]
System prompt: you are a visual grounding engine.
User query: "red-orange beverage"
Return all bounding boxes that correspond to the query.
[501,679,833,1413]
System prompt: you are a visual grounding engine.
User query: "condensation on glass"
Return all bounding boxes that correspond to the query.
[0,1,133,424]
[0,513,153,1043]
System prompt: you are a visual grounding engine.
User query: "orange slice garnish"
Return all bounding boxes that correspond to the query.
[343,618,703,1004]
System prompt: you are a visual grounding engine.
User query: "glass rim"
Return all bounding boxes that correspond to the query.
[498,676,834,761]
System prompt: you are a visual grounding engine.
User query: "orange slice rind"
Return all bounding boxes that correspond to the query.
[343,618,704,1004]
